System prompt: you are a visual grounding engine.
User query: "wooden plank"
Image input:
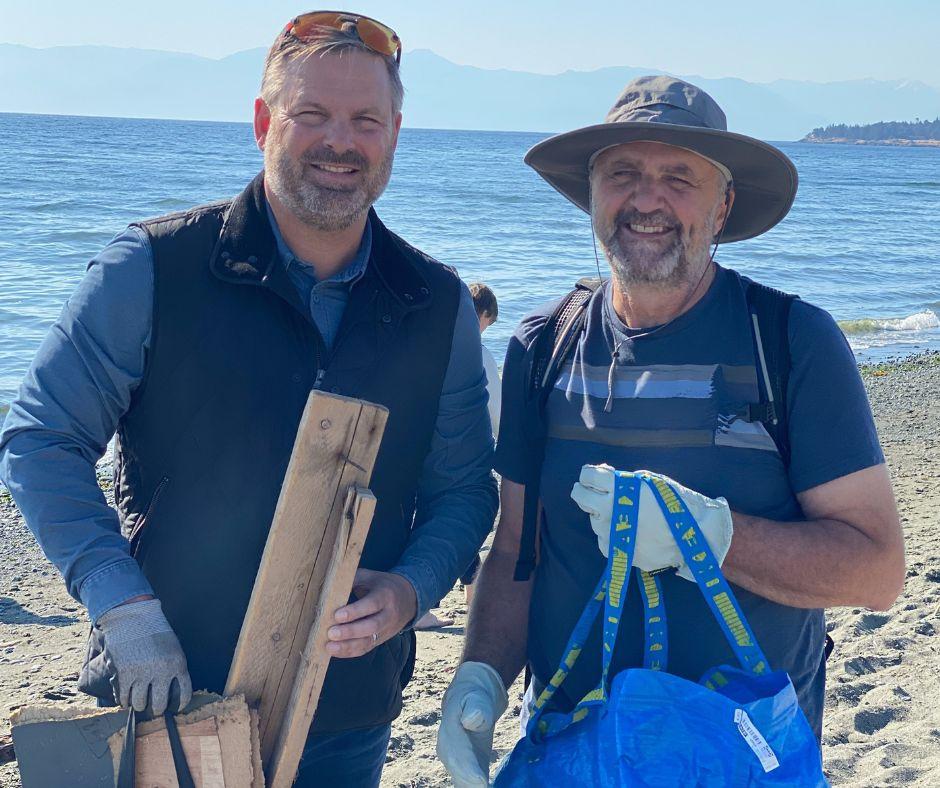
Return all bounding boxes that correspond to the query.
[130,695,258,787]
[11,695,258,787]
[224,391,388,763]
[265,487,377,788]
[134,719,225,788]
[248,710,264,788]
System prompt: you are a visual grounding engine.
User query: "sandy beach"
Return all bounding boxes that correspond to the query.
[2,352,938,787]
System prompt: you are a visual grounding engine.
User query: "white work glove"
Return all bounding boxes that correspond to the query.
[571,465,733,581]
[437,661,508,788]
[96,598,193,715]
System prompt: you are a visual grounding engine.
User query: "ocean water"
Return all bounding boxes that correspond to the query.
[1,112,939,406]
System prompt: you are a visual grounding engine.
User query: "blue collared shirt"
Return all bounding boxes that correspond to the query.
[0,205,497,625]
[266,201,371,352]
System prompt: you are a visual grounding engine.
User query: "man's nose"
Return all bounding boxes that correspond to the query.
[629,176,666,213]
[321,118,356,154]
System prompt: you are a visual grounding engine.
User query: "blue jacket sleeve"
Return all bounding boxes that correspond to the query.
[390,283,499,621]
[0,227,156,623]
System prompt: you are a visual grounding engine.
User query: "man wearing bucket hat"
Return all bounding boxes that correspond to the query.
[437,76,904,785]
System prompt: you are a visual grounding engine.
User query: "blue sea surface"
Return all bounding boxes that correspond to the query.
[1,112,939,405]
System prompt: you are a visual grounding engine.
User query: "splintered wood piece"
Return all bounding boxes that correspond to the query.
[130,695,258,787]
[248,710,264,788]
[11,694,258,788]
[224,391,387,769]
[134,719,225,788]
[265,487,377,788]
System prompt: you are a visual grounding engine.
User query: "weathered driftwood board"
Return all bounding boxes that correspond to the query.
[224,391,387,781]
[265,487,376,788]
[127,697,262,788]
[11,693,261,787]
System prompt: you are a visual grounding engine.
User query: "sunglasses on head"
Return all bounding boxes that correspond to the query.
[282,10,402,63]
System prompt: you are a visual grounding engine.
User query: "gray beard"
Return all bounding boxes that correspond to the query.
[597,210,717,291]
[265,145,394,232]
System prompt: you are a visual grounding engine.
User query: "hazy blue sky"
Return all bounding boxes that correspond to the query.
[3,1,938,86]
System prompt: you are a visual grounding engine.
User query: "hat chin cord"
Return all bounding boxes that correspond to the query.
[592,189,730,414]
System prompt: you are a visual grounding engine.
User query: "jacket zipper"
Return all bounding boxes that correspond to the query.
[129,475,170,555]
[309,284,381,393]
[312,325,326,390]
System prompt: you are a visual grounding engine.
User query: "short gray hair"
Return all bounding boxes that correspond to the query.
[260,25,404,113]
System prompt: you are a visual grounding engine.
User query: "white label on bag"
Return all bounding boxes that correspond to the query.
[734,708,780,773]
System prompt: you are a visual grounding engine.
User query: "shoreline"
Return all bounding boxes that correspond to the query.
[858,349,940,372]
[1,351,939,786]
[801,137,940,148]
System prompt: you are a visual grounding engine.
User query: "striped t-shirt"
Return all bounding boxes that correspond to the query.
[494,265,883,736]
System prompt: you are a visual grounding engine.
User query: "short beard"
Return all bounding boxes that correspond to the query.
[265,141,394,232]
[594,205,719,291]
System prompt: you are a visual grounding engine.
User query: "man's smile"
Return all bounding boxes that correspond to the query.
[625,222,675,237]
[310,162,360,174]
[304,160,365,190]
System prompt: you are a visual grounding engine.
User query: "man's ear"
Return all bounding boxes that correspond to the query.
[715,183,735,240]
[389,111,403,151]
[254,97,272,151]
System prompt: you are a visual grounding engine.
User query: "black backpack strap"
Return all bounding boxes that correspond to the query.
[513,278,601,581]
[743,279,798,468]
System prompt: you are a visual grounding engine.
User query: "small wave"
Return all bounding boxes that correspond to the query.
[839,310,940,335]
[40,229,112,243]
[26,198,74,213]
[151,197,197,209]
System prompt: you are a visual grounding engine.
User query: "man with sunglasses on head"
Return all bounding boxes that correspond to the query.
[0,11,497,786]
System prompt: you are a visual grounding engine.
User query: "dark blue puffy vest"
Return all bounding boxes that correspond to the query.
[113,173,461,732]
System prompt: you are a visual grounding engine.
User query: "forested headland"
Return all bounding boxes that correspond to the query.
[802,118,940,145]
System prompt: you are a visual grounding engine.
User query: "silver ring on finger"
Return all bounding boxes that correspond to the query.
[372,631,378,646]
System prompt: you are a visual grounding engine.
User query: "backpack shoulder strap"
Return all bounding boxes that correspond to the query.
[513,278,602,581]
[743,278,799,468]
[525,277,601,401]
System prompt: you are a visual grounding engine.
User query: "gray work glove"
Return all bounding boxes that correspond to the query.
[437,661,508,787]
[96,598,193,716]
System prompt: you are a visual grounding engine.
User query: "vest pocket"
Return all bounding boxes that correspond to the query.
[372,630,411,706]
[130,475,170,558]
[77,624,113,703]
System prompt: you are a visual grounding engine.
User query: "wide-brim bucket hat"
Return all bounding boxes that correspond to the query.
[524,75,798,243]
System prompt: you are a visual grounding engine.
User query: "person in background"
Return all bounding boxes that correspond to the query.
[0,11,497,788]
[416,282,501,629]
[436,76,904,786]
[470,282,501,437]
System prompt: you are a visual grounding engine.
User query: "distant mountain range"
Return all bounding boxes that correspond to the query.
[3,43,939,141]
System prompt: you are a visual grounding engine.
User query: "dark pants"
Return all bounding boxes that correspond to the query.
[460,553,481,586]
[296,722,392,788]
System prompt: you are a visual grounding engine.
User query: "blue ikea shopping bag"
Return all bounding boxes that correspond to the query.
[495,472,828,787]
